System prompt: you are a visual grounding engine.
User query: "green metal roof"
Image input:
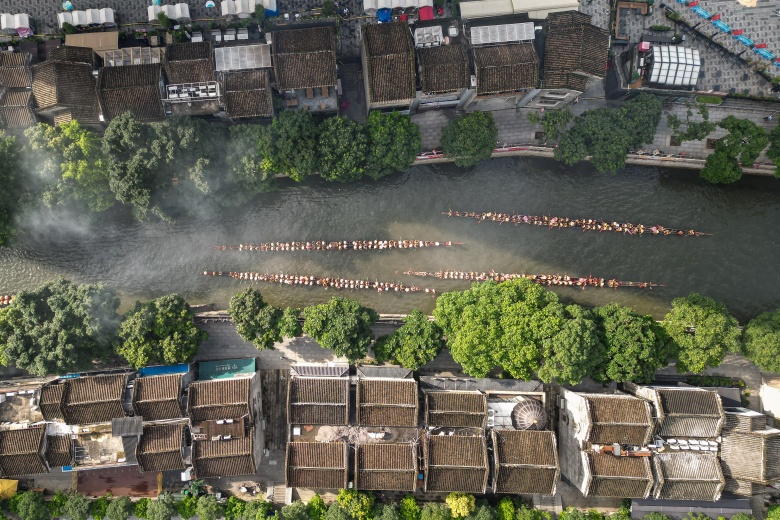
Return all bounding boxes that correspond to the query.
[198,358,256,380]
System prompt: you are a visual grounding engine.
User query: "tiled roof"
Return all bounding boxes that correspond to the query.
[542,18,609,86]
[136,423,186,473]
[362,23,416,105]
[724,410,767,433]
[586,395,653,445]
[355,443,417,491]
[288,377,349,425]
[31,61,100,123]
[0,52,32,88]
[286,441,348,489]
[164,43,214,84]
[48,46,95,65]
[0,90,35,128]
[0,427,48,477]
[187,378,251,422]
[62,374,128,425]
[221,70,273,119]
[723,478,763,496]
[193,430,255,478]
[541,71,590,92]
[417,44,470,94]
[426,391,487,428]
[272,26,337,90]
[547,10,594,27]
[132,374,183,421]
[586,453,653,498]
[654,388,724,438]
[45,435,73,468]
[652,452,724,501]
[424,434,488,493]
[357,379,419,427]
[720,430,780,483]
[472,43,538,95]
[39,384,66,421]
[97,64,165,122]
[491,430,559,495]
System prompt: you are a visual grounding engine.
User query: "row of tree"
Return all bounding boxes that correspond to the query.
[0,279,206,376]
[10,489,766,520]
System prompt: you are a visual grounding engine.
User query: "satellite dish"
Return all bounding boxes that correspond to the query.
[512,398,547,430]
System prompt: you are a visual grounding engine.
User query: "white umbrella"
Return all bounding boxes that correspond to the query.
[99,8,115,26]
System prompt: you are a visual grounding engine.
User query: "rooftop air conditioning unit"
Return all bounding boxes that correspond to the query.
[470,75,477,88]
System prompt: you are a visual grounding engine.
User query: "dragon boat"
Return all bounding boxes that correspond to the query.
[203,271,437,294]
[398,269,662,289]
[208,240,462,251]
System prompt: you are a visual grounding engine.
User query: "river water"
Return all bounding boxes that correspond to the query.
[1,157,778,321]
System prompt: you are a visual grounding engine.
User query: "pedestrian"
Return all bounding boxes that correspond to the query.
[764,115,774,121]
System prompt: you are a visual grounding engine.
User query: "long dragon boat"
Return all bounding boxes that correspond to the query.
[398,269,662,289]
[442,210,712,237]
[208,239,462,252]
[203,271,437,294]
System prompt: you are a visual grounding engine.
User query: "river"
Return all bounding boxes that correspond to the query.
[1,158,778,321]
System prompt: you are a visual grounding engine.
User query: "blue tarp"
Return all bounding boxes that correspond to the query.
[690,5,711,18]
[139,363,190,376]
[377,7,391,21]
[734,35,753,47]
[754,48,775,60]
[712,20,730,32]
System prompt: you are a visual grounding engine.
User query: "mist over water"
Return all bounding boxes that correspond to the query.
[1,157,779,321]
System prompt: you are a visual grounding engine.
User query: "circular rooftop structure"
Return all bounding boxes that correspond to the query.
[512,398,547,430]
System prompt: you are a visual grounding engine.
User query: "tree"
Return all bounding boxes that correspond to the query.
[364,111,421,179]
[322,0,336,15]
[767,505,780,520]
[468,506,495,520]
[91,497,110,520]
[641,514,673,520]
[0,131,22,246]
[700,150,742,185]
[555,107,633,173]
[0,279,120,375]
[742,309,780,373]
[336,490,374,520]
[281,501,309,520]
[227,125,277,196]
[419,504,451,520]
[106,497,133,520]
[593,303,670,383]
[48,491,68,517]
[663,293,741,374]
[440,112,497,167]
[61,21,77,34]
[308,495,327,520]
[537,305,604,385]
[279,307,303,338]
[134,499,151,520]
[558,510,587,520]
[399,496,420,520]
[318,116,369,182]
[445,494,475,519]
[527,108,573,142]
[117,294,207,368]
[242,501,272,520]
[261,110,319,181]
[303,298,378,362]
[728,515,754,520]
[515,507,549,520]
[666,102,716,143]
[768,124,780,177]
[146,495,176,520]
[196,496,221,520]
[624,94,663,146]
[254,4,266,23]
[24,122,115,213]
[496,499,514,520]
[175,497,197,520]
[325,505,350,520]
[157,11,173,28]
[17,493,50,520]
[373,309,442,369]
[377,506,401,520]
[229,287,282,350]
[224,497,245,520]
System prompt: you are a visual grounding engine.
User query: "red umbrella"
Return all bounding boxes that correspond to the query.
[732,29,743,35]
[755,42,768,48]
[689,0,699,6]
[710,13,720,20]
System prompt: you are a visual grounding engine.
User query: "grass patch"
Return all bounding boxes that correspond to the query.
[696,95,723,105]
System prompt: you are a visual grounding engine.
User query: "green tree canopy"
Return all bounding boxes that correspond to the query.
[229,287,283,350]
[399,495,420,520]
[700,150,743,184]
[308,495,328,520]
[468,506,495,520]
[377,505,401,520]
[117,293,207,368]
[241,500,272,520]
[742,309,780,373]
[227,124,277,196]
[365,111,421,179]
[528,108,573,142]
[641,514,673,520]
[440,112,497,167]
[105,497,133,520]
[593,303,671,383]
[175,497,197,520]
[445,494,475,519]
[0,279,120,375]
[282,501,309,520]
[48,491,68,517]
[17,492,50,520]
[261,110,319,181]
[195,496,222,520]
[666,102,716,143]
[624,94,663,145]
[224,497,245,520]
[318,116,369,182]
[537,305,604,385]
[325,504,350,520]
[279,307,303,338]
[303,297,378,362]
[420,504,451,520]
[663,293,741,373]
[0,131,22,246]
[495,499,514,520]
[134,499,151,520]
[336,489,375,520]
[24,121,114,213]
[91,497,110,520]
[701,116,769,185]
[146,494,176,520]
[374,309,442,369]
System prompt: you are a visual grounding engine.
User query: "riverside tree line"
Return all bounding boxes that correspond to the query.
[2,276,780,383]
[0,94,779,247]
[4,487,774,520]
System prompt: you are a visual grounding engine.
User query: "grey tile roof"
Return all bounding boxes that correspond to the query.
[187,378,251,422]
[542,14,609,89]
[585,394,654,445]
[287,377,349,425]
[354,443,417,491]
[418,44,470,94]
[472,43,538,95]
[492,430,559,495]
[652,452,724,501]
[362,23,416,105]
[0,427,48,477]
[97,64,165,122]
[221,70,273,119]
[62,374,129,425]
[286,441,348,489]
[424,434,488,493]
[357,379,419,427]
[193,429,255,478]
[272,26,337,90]
[586,453,653,498]
[136,423,186,473]
[132,374,184,421]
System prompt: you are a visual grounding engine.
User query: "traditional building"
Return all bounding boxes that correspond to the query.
[163,42,219,116]
[31,46,100,125]
[132,373,186,421]
[220,70,273,119]
[629,385,725,439]
[39,374,132,425]
[192,431,256,477]
[272,26,337,112]
[356,378,419,427]
[97,64,165,122]
[0,427,48,477]
[361,23,417,114]
[354,442,418,492]
[135,422,187,473]
[287,376,350,426]
[423,433,489,493]
[285,441,349,489]
[0,51,35,129]
[424,391,488,428]
[720,407,780,495]
[413,21,474,112]
[651,452,724,501]
[491,429,559,495]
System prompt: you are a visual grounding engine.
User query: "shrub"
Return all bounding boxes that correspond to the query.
[225,497,246,520]
[105,497,133,520]
[48,492,68,517]
[63,494,90,520]
[176,497,197,520]
[282,501,309,520]
[91,497,110,520]
[445,494,475,518]
[308,495,327,520]
[134,499,151,520]
[440,112,498,167]
[195,496,221,520]
[650,24,672,31]
[695,95,722,105]
[399,496,420,520]
[17,493,50,520]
